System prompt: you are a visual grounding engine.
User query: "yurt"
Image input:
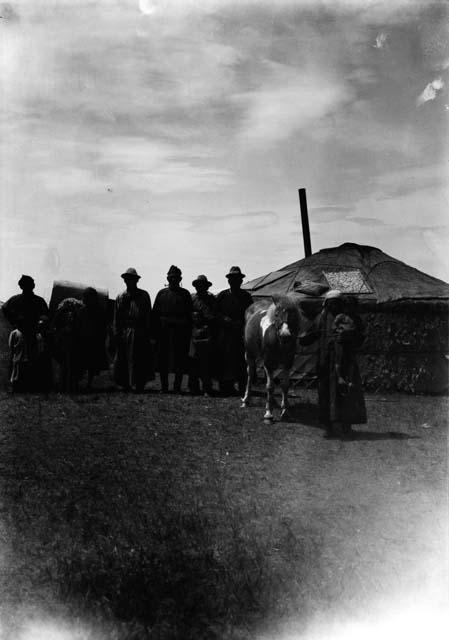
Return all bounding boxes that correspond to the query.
[243,243,449,393]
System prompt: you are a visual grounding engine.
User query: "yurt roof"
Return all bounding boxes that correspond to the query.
[243,243,449,304]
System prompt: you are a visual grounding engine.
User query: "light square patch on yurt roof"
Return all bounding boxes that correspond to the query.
[323,269,372,294]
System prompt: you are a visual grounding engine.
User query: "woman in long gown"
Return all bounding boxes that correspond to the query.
[300,290,367,439]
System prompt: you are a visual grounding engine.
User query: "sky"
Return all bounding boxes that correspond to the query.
[0,0,448,302]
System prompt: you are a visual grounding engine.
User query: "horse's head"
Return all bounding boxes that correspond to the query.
[269,295,301,343]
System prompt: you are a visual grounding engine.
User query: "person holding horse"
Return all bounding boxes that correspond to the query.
[153,265,193,394]
[331,295,366,435]
[216,266,253,396]
[299,290,366,439]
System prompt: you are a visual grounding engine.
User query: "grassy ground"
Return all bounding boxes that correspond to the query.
[0,383,447,639]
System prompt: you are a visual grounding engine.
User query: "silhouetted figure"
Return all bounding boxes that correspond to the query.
[188,275,217,395]
[300,290,366,439]
[3,275,49,392]
[113,268,153,393]
[78,287,109,390]
[51,297,84,392]
[331,296,367,436]
[216,266,253,396]
[334,313,357,392]
[153,265,193,393]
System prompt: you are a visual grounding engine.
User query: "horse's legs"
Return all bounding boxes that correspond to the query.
[264,364,275,421]
[241,356,255,407]
[280,367,290,419]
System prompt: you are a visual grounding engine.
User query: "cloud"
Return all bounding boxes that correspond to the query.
[96,137,233,194]
[374,32,388,49]
[373,163,447,199]
[417,77,445,105]
[416,3,449,71]
[314,205,353,213]
[1,0,448,298]
[308,205,354,224]
[138,0,160,15]
[234,61,353,145]
[0,2,19,22]
[189,210,278,232]
[348,216,389,227]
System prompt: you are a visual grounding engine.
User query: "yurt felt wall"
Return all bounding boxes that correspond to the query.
[289,302,448,394]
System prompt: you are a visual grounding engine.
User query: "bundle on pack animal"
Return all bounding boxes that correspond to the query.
[241,295,303,421]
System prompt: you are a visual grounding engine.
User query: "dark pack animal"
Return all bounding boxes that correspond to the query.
[241,295,304,421]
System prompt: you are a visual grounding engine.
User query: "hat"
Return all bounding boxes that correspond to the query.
[192,274,212,288]
[226,266,245,279]
[324,289,342,300]
[121,267,141,280]
[167,265,182,278]
[18,274,35,288]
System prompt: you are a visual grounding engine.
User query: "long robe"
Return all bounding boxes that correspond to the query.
[191,292,219,376]
[51,298,84,391]
[303,309,366,426]
[153,287,193,374]
[215,288,253,384]
[113,288,153,389]
[78,304,109,376]
[2,292,49,391]
[188,292,218,391]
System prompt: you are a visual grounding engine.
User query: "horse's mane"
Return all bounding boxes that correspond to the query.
[245,299,269,321]
[266,295,299,322]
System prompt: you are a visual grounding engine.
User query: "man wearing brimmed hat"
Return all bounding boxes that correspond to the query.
[113,268,153,393]
[188,274,217,395]
[3,275,49,391]
[216,266,253,396]
[153,265,193,393]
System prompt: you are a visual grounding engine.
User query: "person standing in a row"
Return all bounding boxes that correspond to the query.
[153,265,193,394]
[113,268,153,393]
[2,275,49,392]
[216,266,253,396]
[188,274,218,395]
[78,287,109,390]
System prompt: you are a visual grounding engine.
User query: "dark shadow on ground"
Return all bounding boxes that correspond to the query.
[277,402,321,428]
[347,430,420,441]
[274,403,419,441]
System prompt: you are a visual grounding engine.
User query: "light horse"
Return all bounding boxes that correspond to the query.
[241,295,303,421]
